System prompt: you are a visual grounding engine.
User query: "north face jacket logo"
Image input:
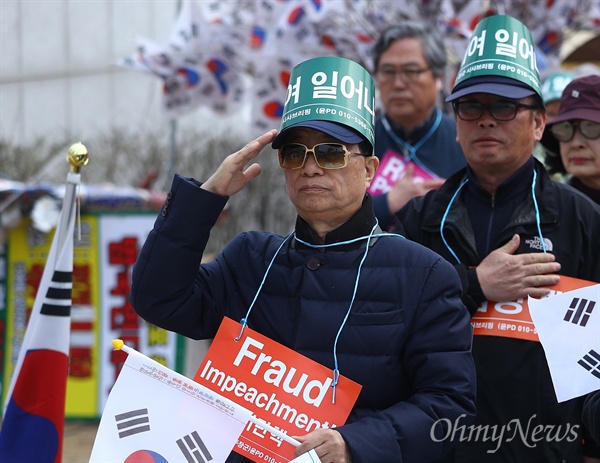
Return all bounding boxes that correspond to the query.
[520,235,554,252]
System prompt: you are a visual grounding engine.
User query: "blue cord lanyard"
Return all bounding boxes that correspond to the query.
[381,109,442,176]
[235,223,404,403]
[440,168,547,264]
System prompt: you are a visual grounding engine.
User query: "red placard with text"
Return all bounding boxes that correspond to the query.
[472,276,597,342]
[194,317,362,463]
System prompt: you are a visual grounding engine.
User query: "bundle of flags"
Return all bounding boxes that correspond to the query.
[0,156,82,462]
[117,0,600,137]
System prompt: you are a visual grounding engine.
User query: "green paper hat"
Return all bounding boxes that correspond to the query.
[541,71,574,104]
[447,15,543,102]
[272,56,375,149]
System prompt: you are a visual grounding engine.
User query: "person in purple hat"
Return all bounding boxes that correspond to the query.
[534,70,574,179]
[549,74,600,204]
[129,56,476,463]
[393,14,600,463]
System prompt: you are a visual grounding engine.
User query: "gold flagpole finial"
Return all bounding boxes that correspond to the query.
[67,142,89,173]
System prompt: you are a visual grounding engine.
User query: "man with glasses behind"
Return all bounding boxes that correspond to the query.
[393,15,600,462]
[130,56,476,463]
[369,21,466,229]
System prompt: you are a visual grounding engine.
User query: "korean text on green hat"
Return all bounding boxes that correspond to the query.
[455,15,542,98]
[280,56,375,147]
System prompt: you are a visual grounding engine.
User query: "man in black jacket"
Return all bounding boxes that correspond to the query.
[394,15,600,462]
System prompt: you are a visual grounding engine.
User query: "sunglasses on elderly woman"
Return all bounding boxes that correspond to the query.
[551,120,600,142]
[278,143,366,169]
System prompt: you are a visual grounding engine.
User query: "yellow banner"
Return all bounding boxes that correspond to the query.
[3,213,180,419]
[4,217,100,417]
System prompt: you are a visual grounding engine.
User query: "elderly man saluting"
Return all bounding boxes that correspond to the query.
[130,56,476,463]
[394,15,600,463]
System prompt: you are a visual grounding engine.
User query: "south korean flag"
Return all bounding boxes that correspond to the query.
[90,343,252,462]
[530,283,600,402]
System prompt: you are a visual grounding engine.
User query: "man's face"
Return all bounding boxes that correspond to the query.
[454,93,546,180]
[375,37,439,131]
[281,128,378,229]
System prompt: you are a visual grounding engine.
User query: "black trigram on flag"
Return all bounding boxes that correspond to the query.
[115,408,150,438]
[563,297,596,327]
[39,270,72,317]
[176,430,213,463]
[578,350,600,379]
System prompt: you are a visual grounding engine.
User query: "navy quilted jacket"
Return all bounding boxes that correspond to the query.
[130,174,476,463]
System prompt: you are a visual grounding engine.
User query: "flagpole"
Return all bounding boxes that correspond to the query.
[56,142,88,258]
[0,143,88,463]
[3,142,89,410]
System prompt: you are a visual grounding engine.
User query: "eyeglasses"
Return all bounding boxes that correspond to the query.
[453,101,540,121]
[278,143,364,169]
[376,68,431,83]
[551,120,600,142]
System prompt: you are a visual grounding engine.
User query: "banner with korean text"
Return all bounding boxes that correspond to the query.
[3,216,100,418]
[96,215,181,412]
[472,276,597,342]
[194,317,362,463]
[2,214,180,418]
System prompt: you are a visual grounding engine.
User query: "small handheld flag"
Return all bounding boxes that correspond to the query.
[90,340,253,462]
[90,340,322,462]
[529,283,600,402]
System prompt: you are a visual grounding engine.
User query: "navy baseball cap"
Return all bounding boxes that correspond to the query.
[271,120,366,149]
[446,76,538,102]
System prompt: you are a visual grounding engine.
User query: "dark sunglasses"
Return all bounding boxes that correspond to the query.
[551,120,600,142]
[278,143,365,169]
